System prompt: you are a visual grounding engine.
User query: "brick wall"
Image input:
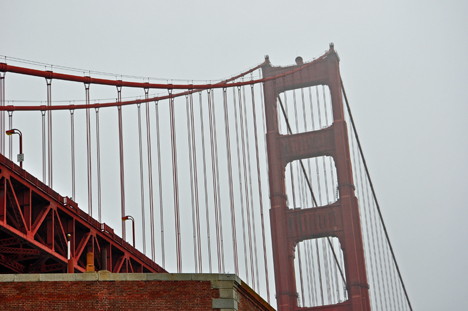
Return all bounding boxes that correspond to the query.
[0,272,275,311]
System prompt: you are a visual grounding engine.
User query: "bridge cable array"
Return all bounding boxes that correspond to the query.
[0,53,413,309]
[342,80,413,311]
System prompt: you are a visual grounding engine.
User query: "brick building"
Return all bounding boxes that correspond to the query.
[0,271,274,311]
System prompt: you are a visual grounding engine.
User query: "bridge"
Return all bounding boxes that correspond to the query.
[0,45,412,311]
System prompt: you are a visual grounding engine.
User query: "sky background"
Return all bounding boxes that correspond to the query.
[1,1,467,310]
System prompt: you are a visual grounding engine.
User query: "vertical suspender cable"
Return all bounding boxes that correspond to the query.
[8,111,12,159]
[250,82,270,300]
[243,82,259,290]
[189,92,202,272]
[145,89,156,261]
[169,90,182,272]
[238,86,254,286]
[46,78,52,188]
[316,238,324,305]
[42,110,46,183]
[117,86,126,241]
[233,87,249,283]
[297,244,305,306]
[186,94,198,272]
[155,100,165,267]
[198,92,212,273]
[85,83,92,216]
[137,100,146,254]
[349,115,374,307]
[304,240,313,305]
[307,240,318,306]
[259,81,272,303]
[0,72,4,155]
[207,89,222,273]
[212,90,225,273]
[70,109,76,200]
[370,177,388,310]
[95,108,102,223]
[222,87,238,276]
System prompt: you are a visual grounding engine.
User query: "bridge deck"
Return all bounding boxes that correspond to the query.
[0,153,165,274]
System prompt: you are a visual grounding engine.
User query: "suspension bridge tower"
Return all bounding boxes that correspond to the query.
[262,44,371,311]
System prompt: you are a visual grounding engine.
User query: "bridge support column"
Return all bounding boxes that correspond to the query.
[262,45,370,311]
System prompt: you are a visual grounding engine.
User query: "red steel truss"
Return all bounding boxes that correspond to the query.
[262,45,370,311]
[0,153,165,274]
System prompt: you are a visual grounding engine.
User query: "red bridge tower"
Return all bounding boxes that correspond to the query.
[262,44,370,311]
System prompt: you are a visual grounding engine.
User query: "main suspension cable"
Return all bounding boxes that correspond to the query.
[238,85,254,285]
[0,50,335,112]
[243,82,259,291]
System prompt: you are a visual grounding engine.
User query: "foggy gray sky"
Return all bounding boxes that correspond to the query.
[1,1,467,310]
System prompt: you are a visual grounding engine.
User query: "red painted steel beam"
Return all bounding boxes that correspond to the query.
[279,126,335,164]
[0,153,166,274]
[0,237,21,246]
[0,253,25,273]
[0,247,41,255]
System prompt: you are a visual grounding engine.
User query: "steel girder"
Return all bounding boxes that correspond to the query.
[0,153,165,274]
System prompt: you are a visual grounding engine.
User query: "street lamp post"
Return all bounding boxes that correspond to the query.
[6,129,23,168]
[122,215,135,248]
